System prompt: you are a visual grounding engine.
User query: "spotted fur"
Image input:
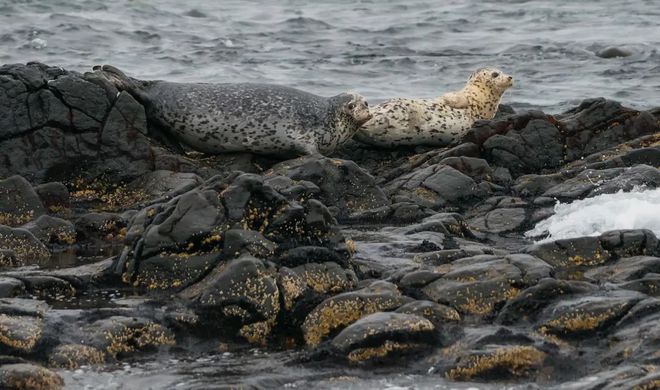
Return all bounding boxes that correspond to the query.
[95,65,371,156]
[355,68,513,147]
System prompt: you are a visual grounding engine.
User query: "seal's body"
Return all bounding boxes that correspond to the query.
[355,68,513,147]
[95,65,371,156]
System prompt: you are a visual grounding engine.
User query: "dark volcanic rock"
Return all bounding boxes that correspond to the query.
[431,327,562,382]
[482,118,563,177]
[526,229,659,271]
[330,312,436,363]
[0,63,196,184]
[385,164,491,210]
[0,298,48,354]
[179,256,280,343]
[394,300,461,326]
[0,277,25,298]
[48,344,105,369]
[82,315,174,358]
[302,282,413,347]
[560,99,659,162]
[418,254,553,316]
[604,298,660,366]
[555,365,660,390]
[497,278,597,325]
[596,46,633,58]
[21,215,76,246]
[128,170,204,201]
[291,262,357,295]
[0,363,64,390]
[119,172,349,292]
[536,289,645,338]
[0,225,50,266]
[542,164,660,201]
[34,182,70,213]
[460,99,660,179]
[74,212,127,249]
[584,256,660,283]
[266,156,390,220]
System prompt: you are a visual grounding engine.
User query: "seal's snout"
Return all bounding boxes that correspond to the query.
[360,111,373,125]
[354,108,372,126]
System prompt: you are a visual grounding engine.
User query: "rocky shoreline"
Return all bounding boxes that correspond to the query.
[1,62,659,389]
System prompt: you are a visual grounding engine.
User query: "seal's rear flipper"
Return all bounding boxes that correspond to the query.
[91,64,141,95]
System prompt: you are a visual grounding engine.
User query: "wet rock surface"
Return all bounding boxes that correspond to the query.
[1,63,660,388]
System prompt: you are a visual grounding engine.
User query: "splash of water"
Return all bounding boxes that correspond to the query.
[526,188,660,243]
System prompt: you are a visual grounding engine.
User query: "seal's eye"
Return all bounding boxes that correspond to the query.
[491,72,499,78]
[364,101,368,107]
[348,103,355,110]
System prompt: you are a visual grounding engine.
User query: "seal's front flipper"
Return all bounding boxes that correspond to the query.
[440,91,469,109]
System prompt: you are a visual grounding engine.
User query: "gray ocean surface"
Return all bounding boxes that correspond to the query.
[1,0,659,113]
[1,0,660,388]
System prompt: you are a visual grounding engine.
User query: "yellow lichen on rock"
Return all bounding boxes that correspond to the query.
[0,210,34,226]
[454,285,520,315]
[345,239,357,255]
[104,322,175,357]
[414,187,440,202]
[279,272,307,311]
[0,363,64,390]
[69,177,149,211]
[239,320,275,345]
[567,248,608,266]
[303,294,406,347]
[298,267,354,295]
[347,341,423,363]
[633,379,660,390]
[446,346,546,380]
[544,309,616,333]
[0,314,42,352]
[48,344,106,369]
[0,231,50,265]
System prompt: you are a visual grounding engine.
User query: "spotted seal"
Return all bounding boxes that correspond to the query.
[93,65,371,156]
[355,68,513,147]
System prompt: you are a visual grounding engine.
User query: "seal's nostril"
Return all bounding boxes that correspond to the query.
[508,76,513,80]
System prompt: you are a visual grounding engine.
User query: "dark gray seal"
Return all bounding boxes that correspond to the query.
[93,65,371,156]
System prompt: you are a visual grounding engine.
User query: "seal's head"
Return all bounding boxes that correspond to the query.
[330,92,372,128]
[468,68,513,94]
[342,92,372,126]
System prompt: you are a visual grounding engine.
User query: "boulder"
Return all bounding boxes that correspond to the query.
[0,176,45,227]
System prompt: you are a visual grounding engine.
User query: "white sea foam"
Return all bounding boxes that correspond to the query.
[526,188,660,243]
[30,38,47,49]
